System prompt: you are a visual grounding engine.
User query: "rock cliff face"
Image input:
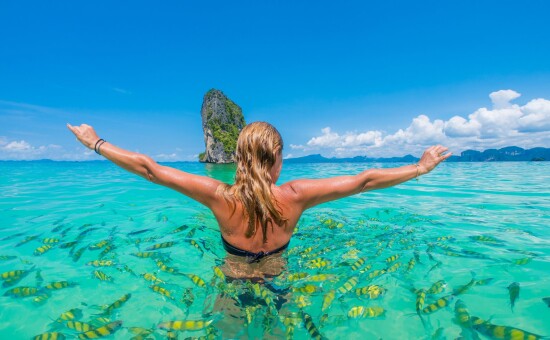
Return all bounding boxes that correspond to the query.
[199,89,246,163]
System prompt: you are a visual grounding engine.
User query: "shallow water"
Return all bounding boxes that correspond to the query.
[0,161,549,339]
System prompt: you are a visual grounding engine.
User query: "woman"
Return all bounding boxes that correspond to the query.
[67,121,451,280]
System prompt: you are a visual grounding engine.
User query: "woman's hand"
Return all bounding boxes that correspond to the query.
[67,123,100,150]
[417,145,452,175]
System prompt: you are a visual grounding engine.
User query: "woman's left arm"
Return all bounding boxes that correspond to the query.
[67,123,221,207]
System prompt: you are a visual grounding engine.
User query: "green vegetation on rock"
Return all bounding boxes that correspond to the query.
[207,116,240,156]
[200,89,246,163]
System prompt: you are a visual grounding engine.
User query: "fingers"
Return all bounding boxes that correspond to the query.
[435,145,448,153]
[442,152,453,160]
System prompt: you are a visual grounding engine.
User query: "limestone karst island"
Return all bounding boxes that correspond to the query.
[199,89,246,163]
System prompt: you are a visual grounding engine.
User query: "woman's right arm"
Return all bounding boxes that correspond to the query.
[286,145,452,210]
[67,123,222,208]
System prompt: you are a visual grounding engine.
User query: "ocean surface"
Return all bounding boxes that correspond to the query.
[0,161,549,339]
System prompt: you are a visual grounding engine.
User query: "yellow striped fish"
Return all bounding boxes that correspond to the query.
[351,258,366,271]
[306,274,337,282]
[86,260,115,267]
[32,332,66,340]
[186,228,197,238]
[415,289,427,313]
[89,317,111,328]
[510,257,532,265]
[1,268,31,280]
[146,241,176,251]
[406,257,416,272]
[150,285,174,299]
[306,258,331,269]
[294,295,311,308]
[292,284,322,294]
[4,286,39,297]
[358,264,373,274]
[131,251,159,258]
[33,293,51,304]
[127,327,154,339]
[386,262,401,273]
[34,245,53,256]
[453,278,476,296]
[454,299,475,336]
[385,254,400,263]
[250,283,277,312]
[16,235,39,247]
[103,294,131,315]
[77,320,122,339]
[157,319,213,331]
[302,311,327,340]
[89,240,109,250]
[184,274,206,288]
[72,246,86,262]
[469,235,502,243]
[93,270,113,282]
[55,308,82,323]
[66,321,94,332]
[45,281,78,290]
[426,280,446,294]
[366,269,386,280]
[322,289,335,312]
[286,272,308,282]
[355,285,386,299]
[212,266,225,282]
[171,224,189,234]
[347,306,385,318]
[99,244,115,257]
[155,259,179,273]
[42,238,60,244]
[337,277,359,294]
[142,273,164,284]
[471,316,546,340]
[422,295,454,314]
[190,240,204,255]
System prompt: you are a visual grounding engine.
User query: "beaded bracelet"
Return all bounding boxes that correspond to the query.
[94,139,106,155]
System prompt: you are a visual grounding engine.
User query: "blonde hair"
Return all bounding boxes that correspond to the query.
[218,122,287,243]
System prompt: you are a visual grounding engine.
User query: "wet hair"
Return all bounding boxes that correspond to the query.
[218,121,288,243]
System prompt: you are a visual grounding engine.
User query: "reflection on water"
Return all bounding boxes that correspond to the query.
[203,163,237,184]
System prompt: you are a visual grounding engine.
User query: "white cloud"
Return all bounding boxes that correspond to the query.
[3,140,32,151]
[297,90,550,158]
[0,137,96,161]
[489,89,521,109]
[306,127,383,148]
[307,127,341,147]
[290,144,305,150]
[444,116,481,137]
[517,98,550,132]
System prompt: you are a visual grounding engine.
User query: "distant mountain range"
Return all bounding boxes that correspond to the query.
[285,146,550,163]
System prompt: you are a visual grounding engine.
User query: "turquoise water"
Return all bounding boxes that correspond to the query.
[1,161,549,339]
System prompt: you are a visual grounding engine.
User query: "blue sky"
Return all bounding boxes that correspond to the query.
[1,1,549,160]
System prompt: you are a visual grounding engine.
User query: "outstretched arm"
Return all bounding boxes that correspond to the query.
[67,124,221,207]
[287,145,452,210]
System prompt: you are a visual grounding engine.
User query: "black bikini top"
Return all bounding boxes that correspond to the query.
[221,235,289,263]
